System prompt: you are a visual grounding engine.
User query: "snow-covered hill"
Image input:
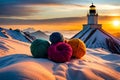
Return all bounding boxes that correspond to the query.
[0,37,120,80]
[23,28,49,41]
[30,30,49,41]
[73,28,120,54]
[0,27,33,43]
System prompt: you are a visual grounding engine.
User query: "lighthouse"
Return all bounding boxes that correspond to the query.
[72,3,120,54]
[83,3,102,29]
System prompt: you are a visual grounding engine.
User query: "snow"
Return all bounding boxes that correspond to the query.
[0,27,32,43]
[0,37,31,57]
[81,28,95,42]
[7,30,31,43]
[30,30,49,41]
[23,28,49,41]
[73,28,120,54]
[72,27,90,39]
[0,37,120,80]
[85,29,108,48]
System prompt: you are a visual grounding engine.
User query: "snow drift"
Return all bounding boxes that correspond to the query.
[0,37,31,57]
[0,37,120,80]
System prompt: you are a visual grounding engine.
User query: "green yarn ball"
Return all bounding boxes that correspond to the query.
[30,39,50,58]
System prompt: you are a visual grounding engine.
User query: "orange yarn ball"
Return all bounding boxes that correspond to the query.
[68,38,86,59]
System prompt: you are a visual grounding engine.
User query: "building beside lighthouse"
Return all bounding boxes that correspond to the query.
[83,3,102,30]
[73,3,120,54]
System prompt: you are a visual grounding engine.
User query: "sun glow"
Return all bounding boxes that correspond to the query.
[113,20,120,27]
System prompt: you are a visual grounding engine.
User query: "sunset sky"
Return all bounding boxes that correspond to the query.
[0,0,120,33]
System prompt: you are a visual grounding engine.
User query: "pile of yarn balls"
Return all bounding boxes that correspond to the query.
[30,32,86,63]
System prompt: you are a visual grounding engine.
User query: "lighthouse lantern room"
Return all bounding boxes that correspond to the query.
[83,3,102,29]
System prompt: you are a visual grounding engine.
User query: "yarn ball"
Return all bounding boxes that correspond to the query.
[49,32,64,44]
[68,38,86,59]
[30,39,50,58]
[48,42,72,63]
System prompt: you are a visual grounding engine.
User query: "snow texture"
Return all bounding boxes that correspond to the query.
[0,37,120,80]
[0,27,32,43]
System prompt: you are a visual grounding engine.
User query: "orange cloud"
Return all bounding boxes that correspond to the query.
[0,16,120,34]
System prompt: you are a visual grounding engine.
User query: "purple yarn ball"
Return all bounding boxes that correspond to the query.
[48,42,72,63]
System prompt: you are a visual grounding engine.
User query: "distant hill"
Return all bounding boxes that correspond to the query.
[0,27,33,43]
[0,27,49,43]
[29,30,49,41]
[23,28,49,41]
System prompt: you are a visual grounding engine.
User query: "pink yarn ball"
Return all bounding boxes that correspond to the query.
[48,42,72,63]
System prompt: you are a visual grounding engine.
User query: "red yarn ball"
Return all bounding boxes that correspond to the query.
[48,42,72,63]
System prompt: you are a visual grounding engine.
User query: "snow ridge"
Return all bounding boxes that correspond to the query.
[0,27,33,43]
[73,28,120,54]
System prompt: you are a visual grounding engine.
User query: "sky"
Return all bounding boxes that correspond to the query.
[0,0,120,33]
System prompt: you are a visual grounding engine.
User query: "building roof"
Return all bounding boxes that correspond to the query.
[90,3,95,7]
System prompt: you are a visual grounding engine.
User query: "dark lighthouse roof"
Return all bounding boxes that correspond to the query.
[89,3,96,14]
[90,3,96,7]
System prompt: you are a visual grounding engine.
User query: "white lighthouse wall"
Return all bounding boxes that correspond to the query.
[88,15,98,24]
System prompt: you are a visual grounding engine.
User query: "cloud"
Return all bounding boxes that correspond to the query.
[0,0,89,5]
[0,16,120,25]
[0,0,88,17]
[0,5,39,17]
[99,16,120,21]
[0,17,86,25]
[0,0,120,19]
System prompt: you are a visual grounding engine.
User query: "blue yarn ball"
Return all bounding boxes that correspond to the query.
[49,32,64,44]
[30,39,50,58]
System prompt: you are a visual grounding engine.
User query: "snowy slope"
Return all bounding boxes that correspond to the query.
[30,30,49,41]
[73,28,120,54]
[0,27,33,43]
[0,37,31,57]
[0,37,120,80]
[23,28,49,41]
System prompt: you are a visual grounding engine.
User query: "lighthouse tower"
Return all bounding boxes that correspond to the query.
[72,3,120,54]
[83,3,102,29]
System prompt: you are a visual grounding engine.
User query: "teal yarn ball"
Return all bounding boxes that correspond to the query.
[30,39,50,58]
[49,32,64,44]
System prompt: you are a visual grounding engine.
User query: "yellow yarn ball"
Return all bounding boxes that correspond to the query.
[68,38,86,59]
